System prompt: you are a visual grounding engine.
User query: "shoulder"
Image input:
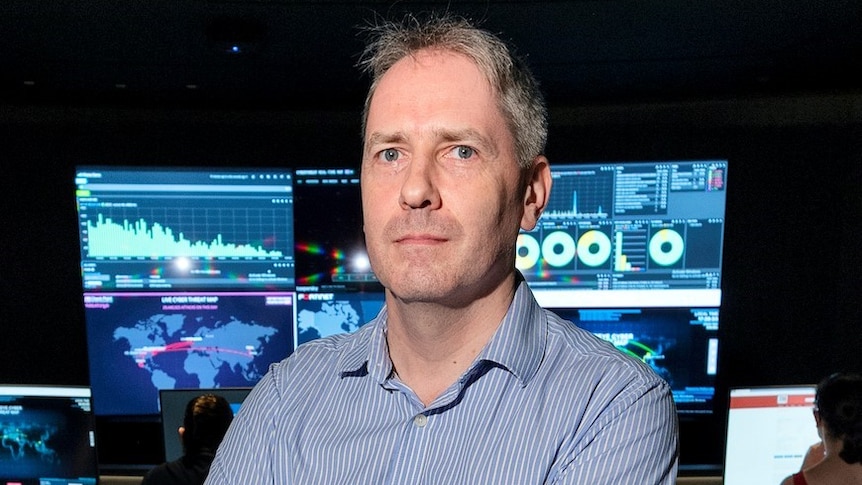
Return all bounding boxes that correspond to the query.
[254,320,378,402]
[212,320,380,450]
[779,471,804,485]
[530,312,678,482]
[140,464,163,485]
[540,309,674,408]
[543,308,664,380]
[141,461,178,485]
[283,320,375,371]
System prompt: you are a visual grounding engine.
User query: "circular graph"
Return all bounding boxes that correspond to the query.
[541,230,577,267]
[577,230,612,267]
[649,229,685,266]
[515,234,541,270]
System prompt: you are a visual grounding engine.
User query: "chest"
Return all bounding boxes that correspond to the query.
[275,369,580,484]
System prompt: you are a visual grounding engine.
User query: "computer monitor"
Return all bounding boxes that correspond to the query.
[0,384,99,485]
[722,385,819,485]
[525,159,727,411]
[522,159,729,470]
[292,167,386,348]
[520,159,727,302]
[295,291,385,347]
[74,166,294,290]
[84,291,294,416]
[550,306,719,415]
[158,387,251,463]
[292,167,381,294]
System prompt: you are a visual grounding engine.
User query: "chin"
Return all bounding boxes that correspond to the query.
[386,275,459,303]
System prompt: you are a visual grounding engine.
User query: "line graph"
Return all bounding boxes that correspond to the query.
[544,170,614,220]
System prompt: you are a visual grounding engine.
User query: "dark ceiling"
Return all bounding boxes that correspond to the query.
[2,1,861,109]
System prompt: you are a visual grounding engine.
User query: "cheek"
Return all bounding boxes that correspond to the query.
[360,184,385,226]
[361,208,383,239]
[360,199,391,253]
[460,201,517,249]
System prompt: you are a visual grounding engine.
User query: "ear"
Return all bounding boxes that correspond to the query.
[178,426,185,442]
[520,155,551,231]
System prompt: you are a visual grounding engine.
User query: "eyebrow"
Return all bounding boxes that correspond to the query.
[365,131,407,148]
[365,128,499,157]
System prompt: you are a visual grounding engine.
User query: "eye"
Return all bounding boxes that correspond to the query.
[451,145,475,160]
[379,148,400,162]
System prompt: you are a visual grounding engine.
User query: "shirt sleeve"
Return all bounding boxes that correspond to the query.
[204,369,283,485]
[552,375,679,485]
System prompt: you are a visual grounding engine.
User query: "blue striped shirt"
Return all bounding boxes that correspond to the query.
[205,281,679,484]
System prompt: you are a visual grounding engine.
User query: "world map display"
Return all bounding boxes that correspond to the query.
[0,422,58,464]
[295,293,384,346]
[84,293,294,416]
[0,396,96,482]
[114,313,278,391]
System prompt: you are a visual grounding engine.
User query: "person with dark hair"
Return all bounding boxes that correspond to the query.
[781,373,862,485]
[143,394,233,485]
[206,12,678,484]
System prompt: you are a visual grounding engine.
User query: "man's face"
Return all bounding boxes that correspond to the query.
[360,49,535,306]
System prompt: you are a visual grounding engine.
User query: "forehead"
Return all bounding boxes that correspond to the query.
[366,49,508,136]
[383,48,486,80]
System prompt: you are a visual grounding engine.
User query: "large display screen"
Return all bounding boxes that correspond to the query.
[292,167,381,293]
[74,166,294,290]
[83,291,294,416]
[295,291,385,347]
[0,385,99,485]
[520,160,727,308]
[524,159,728,416]
[551,306,719,415]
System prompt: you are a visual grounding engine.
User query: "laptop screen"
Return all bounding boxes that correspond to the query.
[723,385,819,485]
[158,388,251,463]
[0,384,99,485]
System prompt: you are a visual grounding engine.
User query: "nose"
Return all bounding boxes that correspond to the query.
[398,155,441,210]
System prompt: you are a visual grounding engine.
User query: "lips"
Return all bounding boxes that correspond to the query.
[395,233,448,244]
[382,214,460,245]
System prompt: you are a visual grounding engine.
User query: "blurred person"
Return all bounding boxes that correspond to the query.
[206,13,678,484]
[781,373,862,485]
[143,394,233,485]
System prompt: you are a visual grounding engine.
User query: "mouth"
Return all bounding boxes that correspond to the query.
[395,233,448,245]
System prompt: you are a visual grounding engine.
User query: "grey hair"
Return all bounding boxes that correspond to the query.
[357,13,548,169]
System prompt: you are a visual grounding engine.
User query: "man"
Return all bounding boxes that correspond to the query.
[206,14,678,484]
[143,393,233,485]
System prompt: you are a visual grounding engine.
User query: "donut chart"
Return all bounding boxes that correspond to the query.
[576,230,612,267]
[541,231,577,267]
[515,233,541,270]
[648,228,685,266]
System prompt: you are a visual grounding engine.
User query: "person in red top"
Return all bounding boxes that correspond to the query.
[780,372,862,485]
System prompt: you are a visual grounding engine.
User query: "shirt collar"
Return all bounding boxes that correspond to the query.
[337,305,392,381]
[477,277,547,387]
[338,277,547,387]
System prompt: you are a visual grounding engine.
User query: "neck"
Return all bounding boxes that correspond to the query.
[384,276,517,406]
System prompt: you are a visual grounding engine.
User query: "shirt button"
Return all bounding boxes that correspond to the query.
[413,414,428,427]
